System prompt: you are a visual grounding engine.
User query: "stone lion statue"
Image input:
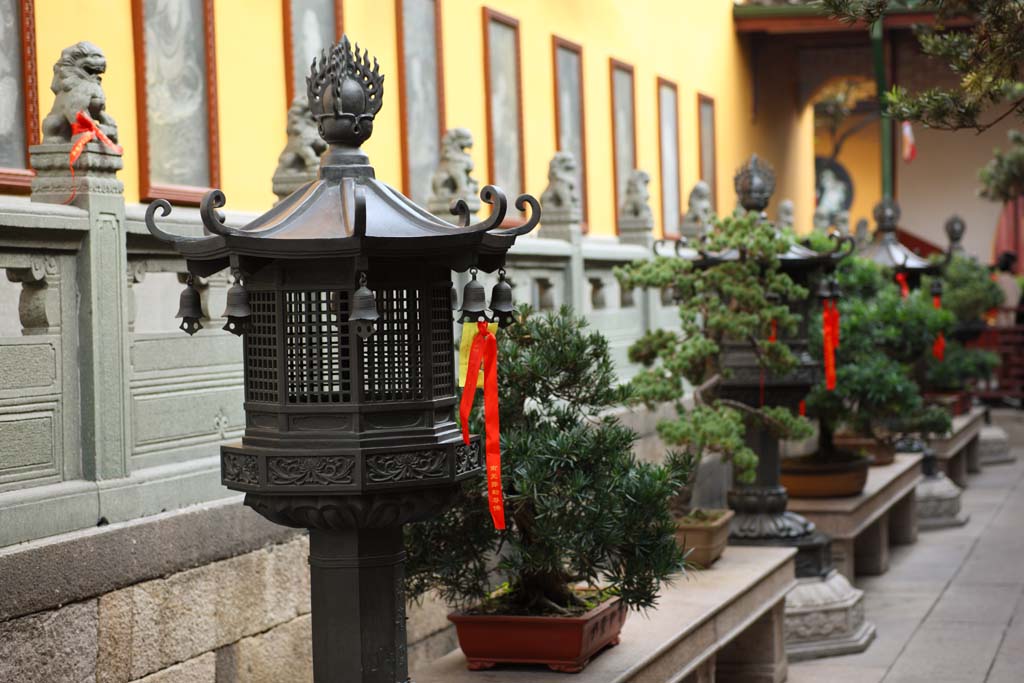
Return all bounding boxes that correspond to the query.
[429,128,479,206]
[621,169,652,220]
[42,41,117,143]
[540,151,580,211]
[275,96,326,176]
[682,180,713,226]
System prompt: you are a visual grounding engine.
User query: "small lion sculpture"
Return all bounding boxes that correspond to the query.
[621,169,652,220]
[275,97,327,176]
[540,151,580,211]
[42,41,118,143]
[429,128,479,208]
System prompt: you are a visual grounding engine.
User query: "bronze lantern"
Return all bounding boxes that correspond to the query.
[144,35,539,683]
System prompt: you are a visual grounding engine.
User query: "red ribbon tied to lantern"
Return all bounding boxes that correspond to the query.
[895,272,910,299]
[64,110,123,205]
[459,321,505,530]
[932,295,946,361]
[822,300,837,391]
[759,319,778,406]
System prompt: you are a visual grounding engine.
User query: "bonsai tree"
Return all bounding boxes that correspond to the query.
[404,306,691,614]
[806,256,952,444]
[980,130,1024,203]
[614,212,812,516]
[929,255,1003,328]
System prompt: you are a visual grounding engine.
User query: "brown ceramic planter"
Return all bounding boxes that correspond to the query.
[924,391,971,416]
[674,509,734,568]
[448,596,627,672]
[781,452,871,498]
[833,434,896,466]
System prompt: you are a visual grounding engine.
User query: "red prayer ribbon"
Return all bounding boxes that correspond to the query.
[932,295,946,362]
[895,272,909,299]
[459,321,505,530]
[799,400,806,417]
[64,110,123,205]
[759,319,777,406]
[823,300,837,391]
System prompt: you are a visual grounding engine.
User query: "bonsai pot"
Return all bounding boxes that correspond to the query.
[674,509,734,568]
[833,433,896,466]
[924,391,971,416]
[781,451,871,498]
[448,596,627,672]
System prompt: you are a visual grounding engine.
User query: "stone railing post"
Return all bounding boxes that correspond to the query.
[539,152,585,311]
[30,41,130,481]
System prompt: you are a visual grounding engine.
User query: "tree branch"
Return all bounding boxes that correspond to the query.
[716,398,787,433]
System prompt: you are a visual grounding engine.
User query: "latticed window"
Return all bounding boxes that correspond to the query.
[245,290,279,402]
[361,287,424,402]
[284,290,352,403]
[431,284,455,398]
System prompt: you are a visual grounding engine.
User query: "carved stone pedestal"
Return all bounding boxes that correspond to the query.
[784,570,874,661]
[917,472,969,529]
[979,425,1016,466]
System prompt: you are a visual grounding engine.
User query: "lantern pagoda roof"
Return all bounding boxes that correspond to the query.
[860,198,945,274]
[144,36,537,272]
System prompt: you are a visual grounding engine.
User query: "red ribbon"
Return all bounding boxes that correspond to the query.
[932,295,946,361]
[759,319,777,406]
[895,272,909,299]
[460,321,505,530]
[799,400,806,417]
[823,300,837,391]
[64,110,123,204]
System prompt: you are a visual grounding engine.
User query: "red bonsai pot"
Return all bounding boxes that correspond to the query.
[448,596,627,673]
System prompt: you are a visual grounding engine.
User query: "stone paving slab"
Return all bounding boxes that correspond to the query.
[788,410,1024,683]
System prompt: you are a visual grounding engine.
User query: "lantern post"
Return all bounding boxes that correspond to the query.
[144,36,539,682]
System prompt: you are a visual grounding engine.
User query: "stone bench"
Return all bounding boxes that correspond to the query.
[787,454,922,581]
[930,407,985,487]
[413,546,797,683]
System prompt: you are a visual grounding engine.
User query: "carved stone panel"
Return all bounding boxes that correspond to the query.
[222,452,258,486]
[266,455,356,486]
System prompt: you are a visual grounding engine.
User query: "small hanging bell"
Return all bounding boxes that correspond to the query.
[458,269,489,323]
[930,278,943,299]
[176,276,203,336]
[350,272,379,338]
[490,269,515,328]
[222,271,251,336]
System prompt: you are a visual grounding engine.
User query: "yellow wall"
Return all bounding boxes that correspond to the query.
[32,0,815,237]
[814,114,881,232]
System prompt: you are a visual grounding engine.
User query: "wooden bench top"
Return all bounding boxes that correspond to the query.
[412,546,796,683]
[786,454,922,539]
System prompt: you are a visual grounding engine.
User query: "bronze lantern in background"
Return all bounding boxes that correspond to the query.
[145,35,539,683]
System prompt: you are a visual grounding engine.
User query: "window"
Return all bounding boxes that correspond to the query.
[132,0,219,203]
[397,0,446,206]
[483,8,525,202]
[697,93,717,211]
[0,0,38,193]
[658,78,681,239]
[552,36,587,224]
[283,0,343,104]
[609,59,636,233]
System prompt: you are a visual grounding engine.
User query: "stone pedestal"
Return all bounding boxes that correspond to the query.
[272,169,317,203]
[917,472,969,529]
[784,570,875,661]
[979,424,1016,466]
[619,214,654,249]
[539,211,586,312]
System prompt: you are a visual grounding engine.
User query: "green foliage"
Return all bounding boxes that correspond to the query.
[615,212,813,502]
[822,1,1024,132]
[807,255,955,440]
[980,130,1024,202]
[404,306,690,615]
[924,341,1000,391]
[924,255,1003,323]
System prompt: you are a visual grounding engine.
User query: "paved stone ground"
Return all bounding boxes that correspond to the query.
[789,409,1024,683]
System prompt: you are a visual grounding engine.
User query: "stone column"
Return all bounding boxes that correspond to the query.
[32,141,130,480]
[539,152,586,311]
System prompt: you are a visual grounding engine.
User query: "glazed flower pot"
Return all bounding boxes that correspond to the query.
[833,434,896,466]
[781,451,871,498]
[674,509,734,568]
[448,596,627,673]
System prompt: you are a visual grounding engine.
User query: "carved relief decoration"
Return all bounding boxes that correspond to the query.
[454,441,482,475]
[266,454,355,486]
[223,452,258,485]
[366,449,447,483]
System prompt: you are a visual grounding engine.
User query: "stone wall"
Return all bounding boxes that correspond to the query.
[0,524,454,683]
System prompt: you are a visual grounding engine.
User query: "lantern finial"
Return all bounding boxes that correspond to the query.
[734,154,776,213]
[307,35,384,148]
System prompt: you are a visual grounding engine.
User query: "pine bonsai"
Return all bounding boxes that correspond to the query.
[614,212,812,514]
[404,306,691,615]
[980,130,1024,203]
[806,256,952,443]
